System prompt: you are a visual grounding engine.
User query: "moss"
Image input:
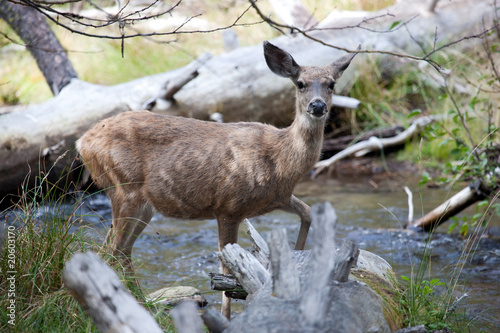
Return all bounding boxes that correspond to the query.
[351,268,404,331]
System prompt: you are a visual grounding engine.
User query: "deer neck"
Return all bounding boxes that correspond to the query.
[274,108,326,181]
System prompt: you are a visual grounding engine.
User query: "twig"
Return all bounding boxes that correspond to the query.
[404,186,414,223]
[17,0,262,42]
[312,116,438,178]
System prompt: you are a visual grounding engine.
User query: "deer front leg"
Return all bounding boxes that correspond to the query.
[216,216,241,320]
[104,195,154,275]
[281,195,311,250]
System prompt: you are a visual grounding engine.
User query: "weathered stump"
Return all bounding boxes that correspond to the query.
[202,202,403,332]
[63,203,403,332]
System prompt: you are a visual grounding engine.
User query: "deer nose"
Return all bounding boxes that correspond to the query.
[307,100,327,117]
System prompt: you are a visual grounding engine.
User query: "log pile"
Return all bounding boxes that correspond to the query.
[195,203,403,332]
[62,203,404,332]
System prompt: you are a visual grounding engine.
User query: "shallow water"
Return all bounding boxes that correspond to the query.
[7,171,500,329]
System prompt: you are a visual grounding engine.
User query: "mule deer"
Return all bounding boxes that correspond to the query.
[76,40,357,317]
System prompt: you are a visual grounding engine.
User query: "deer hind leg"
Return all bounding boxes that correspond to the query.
[281,195,311,250]
[103,188,154,274]
[216,216,241,320]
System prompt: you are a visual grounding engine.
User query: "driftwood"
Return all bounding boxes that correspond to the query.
[171,301,204,333]
[142,52,213,110]
[202,308,230,333]
[407,181,491,230]
[62,203,401,332]
[62,251,163,333]
[0,0,496,202]
[202,202,401,332]
[313,116,436,177]
[209,273,247,300]
[322,125,405,154]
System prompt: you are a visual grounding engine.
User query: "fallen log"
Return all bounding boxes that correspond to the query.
[209,273,248,300]
[268,0,319,31]
[407,181,491,231]
[171,301,205,333]
[62,251,163,333]
[62,204,402,332]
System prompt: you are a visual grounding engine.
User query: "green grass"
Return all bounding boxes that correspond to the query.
[393,185,500,332]
[0,165,176,332]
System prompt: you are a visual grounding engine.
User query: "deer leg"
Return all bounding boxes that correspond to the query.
[104,191,154,275]
[216,217,241,320]
[281,195,311,250]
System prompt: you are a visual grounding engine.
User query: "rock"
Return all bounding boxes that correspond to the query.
[147,286,207,307]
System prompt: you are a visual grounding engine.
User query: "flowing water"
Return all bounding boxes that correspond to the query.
[5,171,499,329]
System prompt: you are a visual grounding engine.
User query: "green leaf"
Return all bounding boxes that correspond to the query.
[389,20,401,30]
[418,171,431,186]
[448,221,459,233]
[408,109,422,118]
[430,278,440,286]
[478,200,489,207]
[472,212,483,220]
[438,139,451,148]
[400,275,410,281]
[459,223,469,236]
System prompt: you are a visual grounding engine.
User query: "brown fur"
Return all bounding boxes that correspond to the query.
[76,41,356,317]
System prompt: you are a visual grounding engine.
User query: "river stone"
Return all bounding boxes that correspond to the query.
[355,249,395,284]
[147,286,207,307]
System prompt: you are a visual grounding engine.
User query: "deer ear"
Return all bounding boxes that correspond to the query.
[263,41,300,80]
[331,45,360,77]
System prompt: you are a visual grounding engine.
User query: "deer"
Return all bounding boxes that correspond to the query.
[76,40,357,318]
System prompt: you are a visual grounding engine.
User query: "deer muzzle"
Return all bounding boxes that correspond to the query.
[307,99,328,117]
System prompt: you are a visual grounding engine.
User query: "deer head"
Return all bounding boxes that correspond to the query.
[263,41,358,119]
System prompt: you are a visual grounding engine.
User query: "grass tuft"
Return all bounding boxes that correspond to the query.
[0,156,175,332]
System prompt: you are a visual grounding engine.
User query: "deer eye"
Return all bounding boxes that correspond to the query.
[297,81,305,89]
[328,81,335,90]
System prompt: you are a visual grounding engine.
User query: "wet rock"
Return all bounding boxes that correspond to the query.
[394,325,426,333]
[147,286,207,307]
[355,249,395,284]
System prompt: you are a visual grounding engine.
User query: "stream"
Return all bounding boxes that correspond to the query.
[6,170,500,329]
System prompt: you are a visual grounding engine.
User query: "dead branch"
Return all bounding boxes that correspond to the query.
[62,251,163,333]
[313,116,438,178]
[14,0,261,44]
[407,181,491,230]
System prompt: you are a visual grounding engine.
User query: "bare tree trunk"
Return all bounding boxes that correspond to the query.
[0,0,77,95]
